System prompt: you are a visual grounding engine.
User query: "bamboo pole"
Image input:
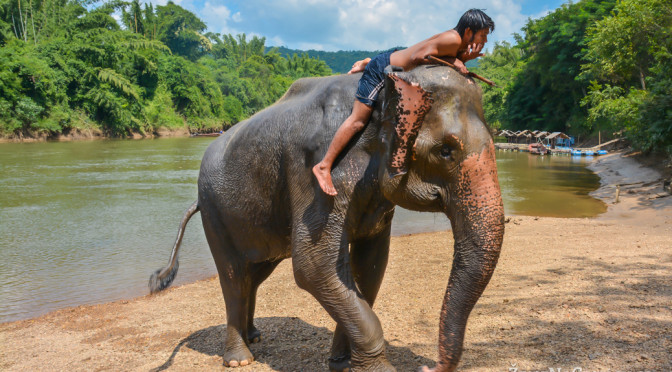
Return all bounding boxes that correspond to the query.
[426,55,496,87]
[18,0,27,42]
[29,0,36,44]
[11,13,19,39]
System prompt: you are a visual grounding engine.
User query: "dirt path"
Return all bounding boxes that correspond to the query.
[1,152,671,372]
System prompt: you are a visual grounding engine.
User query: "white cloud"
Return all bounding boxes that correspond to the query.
[161,0,564,51]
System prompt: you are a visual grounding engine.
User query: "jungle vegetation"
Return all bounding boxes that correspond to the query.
[473,0,672,155]
[0,0,332,137]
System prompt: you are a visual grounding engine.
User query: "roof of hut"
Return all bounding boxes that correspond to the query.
[499,130,514,136]
[545,132,570,140]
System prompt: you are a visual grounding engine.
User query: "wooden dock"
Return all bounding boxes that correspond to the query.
[495,138,623,154]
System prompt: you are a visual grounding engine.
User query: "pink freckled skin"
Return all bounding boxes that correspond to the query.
[445,134,465,152]
[457,143,503,220]
[387,74,433,176]
[429,142,504,372]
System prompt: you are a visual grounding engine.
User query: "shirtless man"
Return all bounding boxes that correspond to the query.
[313,9,494,196]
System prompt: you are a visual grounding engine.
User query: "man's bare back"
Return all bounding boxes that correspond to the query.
[350,29,489,75]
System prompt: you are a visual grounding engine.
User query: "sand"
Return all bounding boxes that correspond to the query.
[1,151,670,372]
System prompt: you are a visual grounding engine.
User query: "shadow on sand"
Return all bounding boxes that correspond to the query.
[151,316,435,371]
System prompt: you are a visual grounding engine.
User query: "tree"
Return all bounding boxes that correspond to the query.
[581,0,672,153]
[504,0,617,133]
[471,41,525,129]
[155,1,209,60]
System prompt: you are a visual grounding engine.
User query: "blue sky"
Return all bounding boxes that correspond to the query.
[147,0,570,51]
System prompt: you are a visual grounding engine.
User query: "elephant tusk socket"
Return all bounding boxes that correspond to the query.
[426,56,497,87]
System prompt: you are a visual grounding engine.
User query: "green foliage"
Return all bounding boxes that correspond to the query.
[502,0,617,133]
[270,46,399,74]
[143,83,184,129]
[581,0,672,153]
[155,1,208,59]
[472,41,526,129]
[471,0,671,156]
[0,0,333,138]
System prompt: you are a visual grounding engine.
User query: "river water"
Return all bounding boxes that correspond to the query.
[0,138,605,322]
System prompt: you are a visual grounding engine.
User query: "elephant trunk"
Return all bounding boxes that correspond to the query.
[437,142,505,371]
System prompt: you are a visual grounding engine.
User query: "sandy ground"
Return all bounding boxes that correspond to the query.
[1,151,671,372]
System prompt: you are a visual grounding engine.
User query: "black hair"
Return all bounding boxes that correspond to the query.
[454,9,495,38]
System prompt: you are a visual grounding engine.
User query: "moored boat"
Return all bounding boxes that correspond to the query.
[528,143,549,155]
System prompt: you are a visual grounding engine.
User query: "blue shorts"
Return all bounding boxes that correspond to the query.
[355,51,394,106]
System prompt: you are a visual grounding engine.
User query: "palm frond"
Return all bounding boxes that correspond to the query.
[126,40,172,54]
[97,68,140,100]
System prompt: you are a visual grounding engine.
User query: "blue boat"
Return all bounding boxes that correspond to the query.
[584,151,595,156]
[596,150,608,155]
[571,150,582,156]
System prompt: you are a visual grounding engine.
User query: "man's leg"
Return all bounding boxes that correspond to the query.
[313,100,373,196]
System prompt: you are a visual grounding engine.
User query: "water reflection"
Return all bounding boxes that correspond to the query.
[496,151,606,217]
[0,140,605,322]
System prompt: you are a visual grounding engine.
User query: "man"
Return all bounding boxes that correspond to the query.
[313,9,494,196]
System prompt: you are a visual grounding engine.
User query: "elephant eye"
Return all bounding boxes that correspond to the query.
[440,144,453,159]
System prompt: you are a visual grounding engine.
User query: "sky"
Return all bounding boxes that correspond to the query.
[147,0,571,52]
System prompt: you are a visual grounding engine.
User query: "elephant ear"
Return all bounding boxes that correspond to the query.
[384,69,434,176]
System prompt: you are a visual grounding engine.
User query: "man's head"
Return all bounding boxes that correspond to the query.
[454,9,495,38]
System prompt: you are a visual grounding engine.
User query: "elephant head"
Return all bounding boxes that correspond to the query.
[378,66,505,371]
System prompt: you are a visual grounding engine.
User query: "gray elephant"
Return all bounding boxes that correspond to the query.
[150,64,505,372]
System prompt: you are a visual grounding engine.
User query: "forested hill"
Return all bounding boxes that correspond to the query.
[268,47,399,74]
[0,0,333,138]
[472,0,671,156]
[268,46,479,74]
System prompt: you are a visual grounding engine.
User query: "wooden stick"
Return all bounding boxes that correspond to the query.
[426,56,496,87]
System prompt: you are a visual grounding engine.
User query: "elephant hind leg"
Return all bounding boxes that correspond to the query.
[247,260,281,344]
[202,218,255,367]
[217,269,254,367]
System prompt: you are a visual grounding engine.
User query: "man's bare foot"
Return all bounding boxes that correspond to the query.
[312,163,337,196]
[348,58,371,74]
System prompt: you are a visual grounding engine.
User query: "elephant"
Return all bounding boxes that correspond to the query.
[149,64,505,372]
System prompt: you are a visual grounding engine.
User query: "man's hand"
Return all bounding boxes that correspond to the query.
[348,58,371,74]
[458,42,484,62]
[452,58,469,75]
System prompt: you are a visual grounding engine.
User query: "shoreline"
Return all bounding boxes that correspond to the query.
[0,126,199,143]
[1,152,670,371]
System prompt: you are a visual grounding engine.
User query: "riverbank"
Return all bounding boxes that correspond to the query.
[1,152,670,371]
[0,126,196,143]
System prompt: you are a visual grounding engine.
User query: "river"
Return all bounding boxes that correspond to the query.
[0,138,605,322]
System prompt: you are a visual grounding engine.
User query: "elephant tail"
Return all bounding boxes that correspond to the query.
[149,201,200,294]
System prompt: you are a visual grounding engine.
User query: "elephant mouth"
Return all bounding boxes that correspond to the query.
[433,187,450,213]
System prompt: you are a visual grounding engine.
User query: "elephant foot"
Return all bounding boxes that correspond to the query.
[223,346,254,368]
[247,326,262,344]
[329,354,351,372]
[351,358,395,372]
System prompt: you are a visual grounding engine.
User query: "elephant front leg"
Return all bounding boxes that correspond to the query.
[292,232,395,372]
[330,229,391,372]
